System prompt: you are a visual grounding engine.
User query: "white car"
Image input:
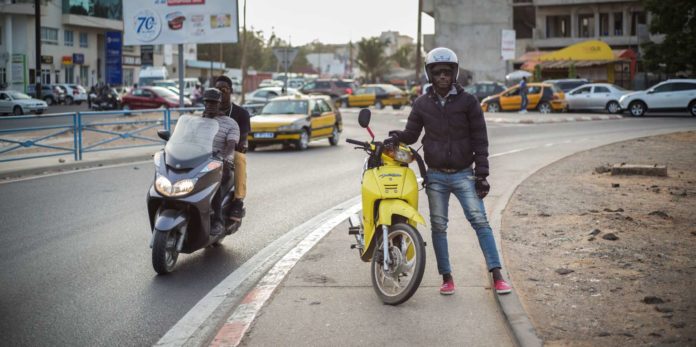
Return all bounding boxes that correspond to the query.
[258,79,284,89]
[619,79,696,117]
[245,87,301,104]
[565,83,630,114]
[0,90,48,115]
[58,84,88,105]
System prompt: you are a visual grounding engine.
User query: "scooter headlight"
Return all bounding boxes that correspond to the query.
[155,175,197,197]
[385,146,414,164]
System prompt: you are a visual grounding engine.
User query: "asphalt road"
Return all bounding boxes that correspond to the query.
[1,111,695,346]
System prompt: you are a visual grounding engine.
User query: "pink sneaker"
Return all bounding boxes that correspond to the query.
[494,280,512,294]
[440,278,455,295]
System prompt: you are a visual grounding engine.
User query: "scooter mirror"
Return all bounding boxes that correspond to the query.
[358,109,371,128]
[157,130,171,141]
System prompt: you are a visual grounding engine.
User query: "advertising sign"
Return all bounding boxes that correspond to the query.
[41,55,54,65]
[123,0,239,45]
[106,31,123,85]
[73,53,85,65]
[62,56,73,65]
[11,54,26,85]
[501,29,516,61]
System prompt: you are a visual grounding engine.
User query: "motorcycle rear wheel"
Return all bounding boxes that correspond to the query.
[370,223,425,305]
[152,229,180,274]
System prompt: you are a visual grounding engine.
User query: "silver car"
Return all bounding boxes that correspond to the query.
[565,83,630,114]
[0,90,48,116]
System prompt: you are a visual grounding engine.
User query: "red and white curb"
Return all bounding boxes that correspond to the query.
[209,201,362,347]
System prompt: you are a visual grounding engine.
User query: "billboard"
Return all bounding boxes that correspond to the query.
[106,31,123,85]
[501,29,516,61]
[123,0,239,46]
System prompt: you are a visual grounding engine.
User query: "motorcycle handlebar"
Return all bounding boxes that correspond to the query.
[346,138,368,147]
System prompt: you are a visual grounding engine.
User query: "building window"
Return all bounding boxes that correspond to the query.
[123,45,135,53]
[64,30,74,46]
[578,14,595,38]
[0,68,6,86]
[599,13,609,36]
[546,15,571,38]
[41,69,51,84]
[631,11,646,36]
[65,66,75,84]
[80,33,88,48]
[63,0,123,20]
[80,66,89,86]
[41,27,59,45]
[614,12,623,36]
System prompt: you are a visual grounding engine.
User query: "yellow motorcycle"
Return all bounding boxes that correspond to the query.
[346,109,427,305]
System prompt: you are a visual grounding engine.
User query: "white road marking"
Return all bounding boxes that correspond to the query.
[0,159,151,185]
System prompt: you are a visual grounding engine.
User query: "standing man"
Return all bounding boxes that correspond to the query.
[519,76,528,114]
[201,88,240,235]
[388,47,512,295]
[214,75,249,220]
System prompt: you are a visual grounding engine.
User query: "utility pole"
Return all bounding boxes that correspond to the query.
[34,0,42,99]
[415,0,423,86]
[240,0,247,104]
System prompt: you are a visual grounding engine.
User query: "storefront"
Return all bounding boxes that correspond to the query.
[518,40,636,88]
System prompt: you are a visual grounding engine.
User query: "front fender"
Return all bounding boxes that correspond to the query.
[376,199,425,226]
[154,209,188,232]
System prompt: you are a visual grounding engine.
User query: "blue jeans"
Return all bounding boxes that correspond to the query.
[425,168,502,274]
[520,94,528,110]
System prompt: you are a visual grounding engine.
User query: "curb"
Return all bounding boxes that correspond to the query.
[0,153,154,181]
[485,114,623,124]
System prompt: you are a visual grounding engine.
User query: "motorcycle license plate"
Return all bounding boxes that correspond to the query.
[254,132,274,139]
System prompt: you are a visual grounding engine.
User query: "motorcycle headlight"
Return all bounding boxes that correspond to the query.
[155,175,197,197]
[278,121,303,131]
[385,146,414,164]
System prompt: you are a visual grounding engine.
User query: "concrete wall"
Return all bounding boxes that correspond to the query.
[430,0,513,82]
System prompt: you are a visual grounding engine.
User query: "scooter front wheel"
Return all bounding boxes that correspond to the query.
[152,229,180,274]
[371,223,426,305]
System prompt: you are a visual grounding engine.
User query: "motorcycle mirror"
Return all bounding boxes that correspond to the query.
[157,130,171,141]
[358,109,371,128]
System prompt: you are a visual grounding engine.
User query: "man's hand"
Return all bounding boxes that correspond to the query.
[475,178,490,199]
[383,132,400,148]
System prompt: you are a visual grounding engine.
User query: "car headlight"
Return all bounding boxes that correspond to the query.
[278,121,303,131]
[155,175,197,197]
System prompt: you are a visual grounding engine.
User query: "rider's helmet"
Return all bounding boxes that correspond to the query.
[424,47,459,83]
[203,88,222,102]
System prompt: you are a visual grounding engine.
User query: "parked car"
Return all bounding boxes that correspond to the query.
[26,84,66,105]
[258,79,284,88]
[287,78,305,89]
[0,90,48,115]
[543,78,589,93]
[565,83,630,114]
[58,84,88,105]
[619,79,696,117]
[245,87,301,104]
[121,86,192,110]
[300,79,356,100]
[247,94,342,151]
[338,84,409,110]
[480,83,567,113]
[463,81,506,101]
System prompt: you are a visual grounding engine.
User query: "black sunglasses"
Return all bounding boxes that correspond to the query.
[432,68,453,77]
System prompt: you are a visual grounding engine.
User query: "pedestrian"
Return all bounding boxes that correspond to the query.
[388,47,513,296]
[214,75,250,221]
[519,76,528,114]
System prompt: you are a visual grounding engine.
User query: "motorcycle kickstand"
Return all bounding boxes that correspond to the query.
[382,225,390,271]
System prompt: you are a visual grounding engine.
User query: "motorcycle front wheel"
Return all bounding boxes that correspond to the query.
[152,229,180,274]
[370,223,425,305]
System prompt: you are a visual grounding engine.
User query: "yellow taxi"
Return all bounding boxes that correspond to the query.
[338,84,410,110]
[480,83,567,113]
[248,94,342,151]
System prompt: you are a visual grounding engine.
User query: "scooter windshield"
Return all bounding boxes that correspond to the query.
[165,115,219,169]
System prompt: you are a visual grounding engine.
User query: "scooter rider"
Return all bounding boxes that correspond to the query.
[387,47,513,295]
[214,75,249,221]
[202,88,240,236]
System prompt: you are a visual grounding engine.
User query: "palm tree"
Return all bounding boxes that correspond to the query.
[356,37,389,83]
[390,44,415,69]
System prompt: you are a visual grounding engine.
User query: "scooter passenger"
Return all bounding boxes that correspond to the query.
[201,88,241,236]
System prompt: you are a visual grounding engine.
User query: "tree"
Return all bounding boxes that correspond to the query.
[641,0,696,75]
[390,44,415,69]
[356,37,389,82]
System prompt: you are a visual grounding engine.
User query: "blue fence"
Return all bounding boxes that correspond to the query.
[0,108,203,163]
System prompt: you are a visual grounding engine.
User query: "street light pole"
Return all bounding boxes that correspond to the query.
[415,0,423,85]
[35,0,42,99]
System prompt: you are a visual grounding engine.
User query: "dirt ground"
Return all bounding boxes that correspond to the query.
[501,131,696,346]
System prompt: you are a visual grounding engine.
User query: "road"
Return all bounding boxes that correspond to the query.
[0,111,695,346]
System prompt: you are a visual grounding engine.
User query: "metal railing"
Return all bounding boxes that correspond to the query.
[0,108,203,163]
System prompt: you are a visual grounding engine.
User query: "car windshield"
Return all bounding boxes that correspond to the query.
[8,91,31,100]
[151,87,179,98]
[260,100,309,115]
[381,85,403,93]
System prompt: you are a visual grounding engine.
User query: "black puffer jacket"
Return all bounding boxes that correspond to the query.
[392,84,489,178]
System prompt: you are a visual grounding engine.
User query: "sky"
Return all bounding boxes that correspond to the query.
[245,0,435,46]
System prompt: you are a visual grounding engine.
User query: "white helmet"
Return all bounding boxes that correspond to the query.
[424,47,459,83]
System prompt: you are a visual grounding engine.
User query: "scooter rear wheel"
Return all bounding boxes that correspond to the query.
[152,230,180,274]
[370,223,426,305]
